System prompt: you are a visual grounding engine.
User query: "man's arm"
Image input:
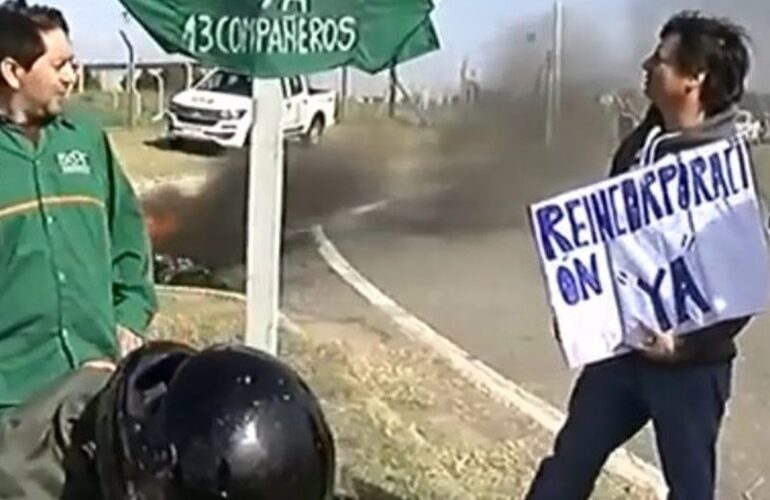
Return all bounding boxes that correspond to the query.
[103,133,158,338]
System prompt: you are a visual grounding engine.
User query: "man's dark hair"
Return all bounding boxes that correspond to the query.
[0,9,45,72]
[23,5,69,35]
[0,3,68,85]
[661,11,751,115]
[0,0,27,8]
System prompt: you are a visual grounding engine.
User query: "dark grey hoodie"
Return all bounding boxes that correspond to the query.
[610,105,755,365]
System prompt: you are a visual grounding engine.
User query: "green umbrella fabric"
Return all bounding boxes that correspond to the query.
[118,0,440,77]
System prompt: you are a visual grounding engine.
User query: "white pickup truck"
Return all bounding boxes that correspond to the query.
[165,69,337,149]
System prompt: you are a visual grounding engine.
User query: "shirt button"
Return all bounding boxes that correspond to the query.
[46,216,54,225]
[61,328,69,337]
[57,272,66,283]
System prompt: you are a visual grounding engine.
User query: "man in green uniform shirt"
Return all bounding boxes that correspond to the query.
[0,4,157,498]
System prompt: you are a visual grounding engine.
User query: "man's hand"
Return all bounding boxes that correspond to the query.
[117,325,144,357]
[636,327,679,362]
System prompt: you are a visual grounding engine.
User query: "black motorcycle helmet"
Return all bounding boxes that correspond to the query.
[92,342,336,500]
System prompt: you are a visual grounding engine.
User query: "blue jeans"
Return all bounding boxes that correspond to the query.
[525,354,732,500]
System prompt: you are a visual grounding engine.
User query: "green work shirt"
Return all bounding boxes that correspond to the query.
[0,114,157,407]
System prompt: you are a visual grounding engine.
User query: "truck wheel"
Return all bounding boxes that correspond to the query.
[303,115,325,146]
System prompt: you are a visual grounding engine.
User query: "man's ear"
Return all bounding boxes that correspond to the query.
[685,72,707,94]
[0,57,25,91]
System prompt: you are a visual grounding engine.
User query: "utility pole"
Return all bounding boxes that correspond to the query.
[553,0,564,117]
[545,0,564,147]
[339,66,349,120]
[545,50,554,147]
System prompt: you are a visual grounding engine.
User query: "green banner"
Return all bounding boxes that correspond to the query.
[118,0,440,77]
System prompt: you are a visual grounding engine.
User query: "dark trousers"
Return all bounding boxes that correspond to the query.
[526,355,732,500]
[0,368,110,500]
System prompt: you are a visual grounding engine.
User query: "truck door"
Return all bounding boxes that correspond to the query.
[282,76,304,135]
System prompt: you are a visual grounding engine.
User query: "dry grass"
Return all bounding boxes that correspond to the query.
[107,126,218,180]
[148,289,658,500]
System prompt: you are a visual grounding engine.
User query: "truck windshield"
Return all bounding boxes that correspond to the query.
[197,71,252,97]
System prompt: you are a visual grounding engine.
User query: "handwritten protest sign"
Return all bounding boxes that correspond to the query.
[529,137,770,368]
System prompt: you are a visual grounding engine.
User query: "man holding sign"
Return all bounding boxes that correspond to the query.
[527,11,763,500]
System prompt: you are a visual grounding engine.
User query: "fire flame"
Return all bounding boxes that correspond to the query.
[144,209,180,248]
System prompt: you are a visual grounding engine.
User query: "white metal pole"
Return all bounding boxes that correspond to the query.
[133,71,143,121]
[184,62,194,89]
[244,78,284,355]
[119,30,136,128]
[77,64,85,94]
[149,69,165,122]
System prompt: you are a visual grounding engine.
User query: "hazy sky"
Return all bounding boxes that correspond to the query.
[37,0,770,93]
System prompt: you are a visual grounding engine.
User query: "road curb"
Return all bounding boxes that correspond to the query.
[311,224,668,498]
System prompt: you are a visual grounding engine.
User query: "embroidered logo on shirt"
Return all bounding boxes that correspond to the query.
[57,150,91,175]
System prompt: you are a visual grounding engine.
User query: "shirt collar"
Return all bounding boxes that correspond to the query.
[0,112,76,131]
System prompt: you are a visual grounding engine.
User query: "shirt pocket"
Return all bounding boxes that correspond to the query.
[45,148,108,206]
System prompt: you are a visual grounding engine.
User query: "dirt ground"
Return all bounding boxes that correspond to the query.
[150,288,657,500]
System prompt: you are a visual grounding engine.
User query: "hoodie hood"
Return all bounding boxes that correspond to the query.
[610,105,741,176]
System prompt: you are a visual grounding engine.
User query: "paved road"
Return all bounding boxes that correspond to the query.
[324,207,770,499]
